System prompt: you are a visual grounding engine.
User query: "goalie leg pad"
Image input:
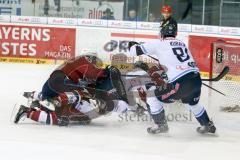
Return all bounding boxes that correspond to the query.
[108,66,128,102]
[96,66,127,102]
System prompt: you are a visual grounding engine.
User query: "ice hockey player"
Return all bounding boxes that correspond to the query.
[14,53,129,126]
[128,23,216,134]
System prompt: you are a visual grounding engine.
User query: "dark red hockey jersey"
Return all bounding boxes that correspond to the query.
[57,56,105,83]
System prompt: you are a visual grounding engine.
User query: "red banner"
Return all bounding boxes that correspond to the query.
[0,24,76,61]
[212,41,240,76]
[188,35,240,73]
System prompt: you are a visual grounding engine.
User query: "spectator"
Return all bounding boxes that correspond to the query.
[126,9,141,21]
[148,13,157,22]
[160,5,178,34]
[101,8,115,20]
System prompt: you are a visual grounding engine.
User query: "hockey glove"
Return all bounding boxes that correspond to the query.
[148,65,167,86]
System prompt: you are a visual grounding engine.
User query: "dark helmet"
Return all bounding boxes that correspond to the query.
[160,23,177,38]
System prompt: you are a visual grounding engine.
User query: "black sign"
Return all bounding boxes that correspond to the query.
[216,47,223,63]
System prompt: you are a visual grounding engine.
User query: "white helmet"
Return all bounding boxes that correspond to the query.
[80,48,98,57]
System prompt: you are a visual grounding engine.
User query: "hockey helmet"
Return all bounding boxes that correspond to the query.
[81,49,104,68]
[161,5,172,14]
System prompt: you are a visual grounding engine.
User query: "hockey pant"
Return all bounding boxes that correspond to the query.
[149,72,210,126]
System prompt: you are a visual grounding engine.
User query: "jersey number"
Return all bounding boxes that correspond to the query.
[172,47,190,62]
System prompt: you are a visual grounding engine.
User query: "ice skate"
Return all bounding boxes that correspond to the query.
[14,105,29,124]
[197,120,216,134]
[147,122,169,134]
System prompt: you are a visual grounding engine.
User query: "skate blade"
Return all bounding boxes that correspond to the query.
[197,131,219,137]
[148,132,171,137]
[147,128,170,136]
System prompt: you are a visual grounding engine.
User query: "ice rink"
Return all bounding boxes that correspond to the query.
[0,63,240,160]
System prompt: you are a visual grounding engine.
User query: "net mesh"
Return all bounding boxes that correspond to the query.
[210,40,240,112]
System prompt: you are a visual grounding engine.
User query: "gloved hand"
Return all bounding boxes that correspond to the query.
[133,61,149,71]
[148,65,167,86]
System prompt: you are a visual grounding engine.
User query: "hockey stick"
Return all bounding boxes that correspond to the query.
[201,66,229,82]
[121,74,226,95]
[121,66,230,82]
[202,83,226,96]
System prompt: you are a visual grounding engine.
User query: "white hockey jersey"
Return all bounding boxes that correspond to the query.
[129,38,199,83]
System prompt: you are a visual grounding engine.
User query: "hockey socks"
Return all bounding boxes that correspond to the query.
[151,109,167,125]
[27,108,58,125]
[185,103,210,126]
[148,109,169,134]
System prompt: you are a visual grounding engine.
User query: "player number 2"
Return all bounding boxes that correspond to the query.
[172,47,190,62]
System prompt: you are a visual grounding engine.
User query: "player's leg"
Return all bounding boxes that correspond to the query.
[42,70,81,99]
[23,70,87,110]
[14,101,92,126]
[22,71,68,101]
[180,73,216,134]
[14,105,58,125]
[183,91,216,134]
[38,70,93,111]
[146,95,169,134]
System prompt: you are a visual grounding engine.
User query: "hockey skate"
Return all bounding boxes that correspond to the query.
[147,122,169,134]
[23,91,42,100]
[23,91,34,99]
[14,105,29,124]
[196,120,216,134]
[24,91,58,111]
[23,91,41,109]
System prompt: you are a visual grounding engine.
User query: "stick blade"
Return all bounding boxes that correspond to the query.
[202,66,230,82]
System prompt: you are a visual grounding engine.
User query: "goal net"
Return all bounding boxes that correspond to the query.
[210,40,240,112]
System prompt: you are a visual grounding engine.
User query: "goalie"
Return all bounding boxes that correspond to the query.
[128,23,216,134]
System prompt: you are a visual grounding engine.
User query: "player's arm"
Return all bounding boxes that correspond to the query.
[128,41,156,56]
[134,61,166,86]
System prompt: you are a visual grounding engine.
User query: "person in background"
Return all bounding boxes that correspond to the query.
[148,13,157,22]
[160,5,177,34]
[101,8,115,20]
[126,9,141,21]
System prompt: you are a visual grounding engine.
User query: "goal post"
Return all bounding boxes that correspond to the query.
[210,39,240,112]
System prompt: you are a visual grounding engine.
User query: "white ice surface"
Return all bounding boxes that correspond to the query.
[0,63,240,160]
